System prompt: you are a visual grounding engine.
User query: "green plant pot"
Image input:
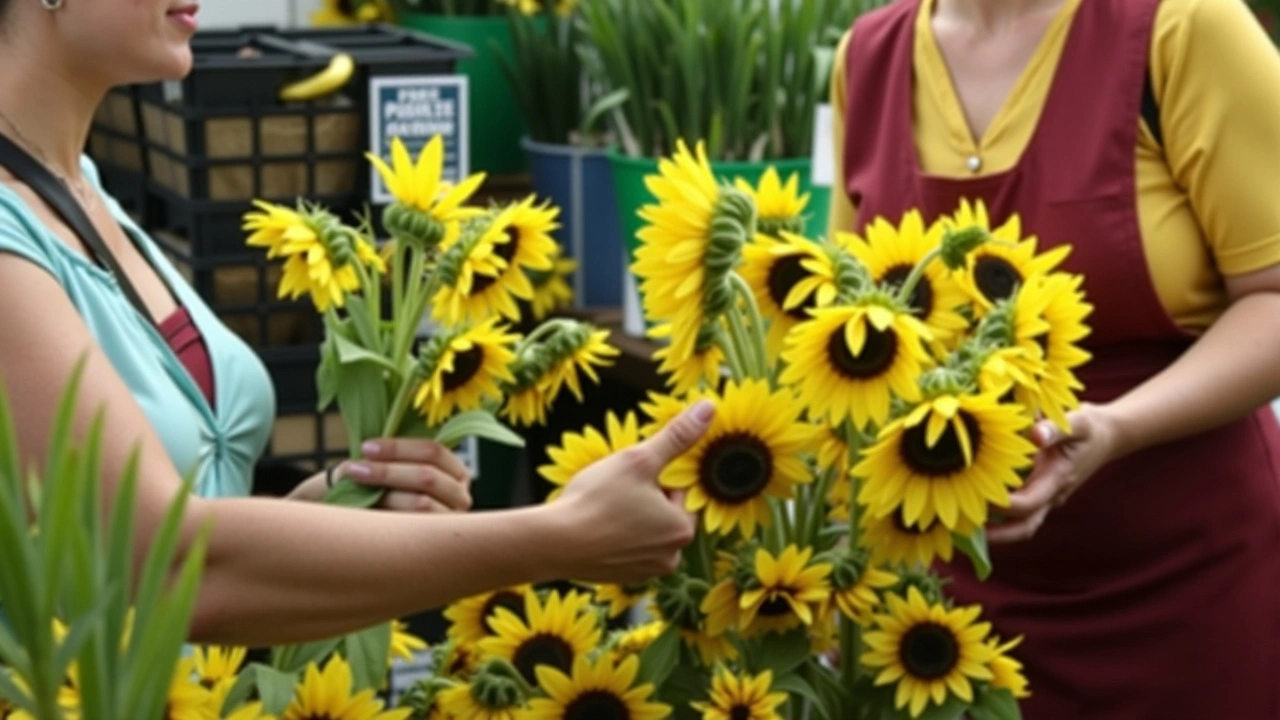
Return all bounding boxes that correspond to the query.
[608,150,827,336]
[398,13,530,176]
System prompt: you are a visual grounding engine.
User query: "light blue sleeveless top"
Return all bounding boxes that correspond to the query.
[0,157,275,498]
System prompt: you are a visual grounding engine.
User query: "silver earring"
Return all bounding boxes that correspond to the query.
[40,0,64,9]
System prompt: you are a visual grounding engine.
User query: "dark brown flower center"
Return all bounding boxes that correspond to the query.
[481,591,526,634]
[512,634,575,685]
[881,264,935,319]
[698,433,774,505]
[900,622,961,680]
[973,255,1022,303]
[442,347,485,393]
[827,323,898,380]
[731,707,753,720]
[899,412,982,477]
[564,690,631,720]
[767,254,815,320]
[758,595,795,618]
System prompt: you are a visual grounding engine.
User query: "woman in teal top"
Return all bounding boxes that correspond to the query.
[0,157,275,499]
[0,0,710,645]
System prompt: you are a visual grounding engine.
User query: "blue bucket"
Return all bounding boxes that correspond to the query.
[523,137,626,309]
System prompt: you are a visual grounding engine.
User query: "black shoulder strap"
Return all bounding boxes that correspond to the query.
[1141,65,1163,147]
[0,132,158,327]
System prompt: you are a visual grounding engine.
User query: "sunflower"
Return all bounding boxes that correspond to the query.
[390,620,428,665]
[281,656,409,720]
[458,196,561,324]
[780,300,933,430]
[436,682,525,720]
[165,658,218,720]
[479,590,602,686]
[312,0,391,24]
[859,508,971,569]
[413,318,519,426]
[660,379,814,538]
[700,575,744,637]
[593,583,651,620]
[651,338,725,396]
[739,232,839,357]
[947,199,1070,313]
[830,555,899,624]
[633,141,749,395]
[987,636,1031,698]
[857,392,1035,531]
[244,201,385,313]
[431,209,530,324]
[691,669,787,720]
[527,250,577,321]
[445,585,534,647]
[439,641,483,679]
[681,629,739,666]
[1009,273,1093,431]
[862,587,997,718]
[367,136,485,226]
[734,167,809,237]
[193,645,246,709]
[738,545,833,637]
[608,622,665,662]
[840,211,970,348]
[539,412,641,501]
[223,703,275,720]
[525,655,669,720]
[541,327,621,404]
[638,392,687,438]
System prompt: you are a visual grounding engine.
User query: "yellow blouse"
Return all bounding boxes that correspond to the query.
[829,0,1280,330]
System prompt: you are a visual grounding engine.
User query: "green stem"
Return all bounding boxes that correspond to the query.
[894,247,942,308]
[715,325,747,383]
[730,274,770,379]
[726,302,761,379]
[690,529,715,582]
[806,467,839,549]
[768,500,788,554]
[391,265,440,376]
[391,240,407,337]
[381,367,425,438]
[516,318,572,354]
[840,615,862,711]
[351,259,381,344]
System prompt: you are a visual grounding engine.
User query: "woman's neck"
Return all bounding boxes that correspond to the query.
[935,0,1067,32]
[0,31,109,181]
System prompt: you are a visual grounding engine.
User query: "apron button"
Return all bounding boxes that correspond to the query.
[966,155,983,173]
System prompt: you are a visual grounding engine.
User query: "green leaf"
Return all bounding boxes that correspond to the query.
[756,629,810,678]
[316,337,339,412]
[955,527,993,581]
[583,88,631,137]
[254,664,302,717]
[334,359,390,456]
[969,688,1023,720]
[343,623,393,692]
[333,333,399,375]
[323,477,383,509]
[434,410,525,449]
[271,638,343,675]
[0,668,34,716]
[217,667,259,717]
[772,673,832,720]
[636,624,681,688]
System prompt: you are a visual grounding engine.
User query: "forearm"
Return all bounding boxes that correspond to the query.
[186,497,566,646]
[1104,292,1280,456]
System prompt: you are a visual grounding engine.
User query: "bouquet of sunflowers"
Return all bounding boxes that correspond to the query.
[400,140,1093,720]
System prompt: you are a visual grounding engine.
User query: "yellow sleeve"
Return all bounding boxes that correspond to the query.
[827,28,858,237]
[1153,0,1280,276]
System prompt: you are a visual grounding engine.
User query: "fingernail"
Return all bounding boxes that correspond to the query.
[347,462,372,480]
[361,441,383,457]
[692,400,715,423]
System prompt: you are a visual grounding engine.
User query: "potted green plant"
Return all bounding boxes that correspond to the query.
[495,1,628,310]
[390,0,558,175]
[577,0,882,333]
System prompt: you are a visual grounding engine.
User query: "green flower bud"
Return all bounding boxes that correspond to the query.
[384,202,446,252]
[940,226,990,271]
[891,568,948,606]
[471,659,530,709]
[758,214,805,239]
[832,245,871,302]
[654,574,710,630]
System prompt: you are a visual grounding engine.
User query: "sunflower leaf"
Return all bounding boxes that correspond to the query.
[772,673,831,720]
[955,528,993,581]
[756,629,810,678]
[270,638,343,675]
[969,687,1023,720]
[332,332,398,375]
[323,478,383,509]
[253,664,301,718]
[636,624,681,688]
[434,410,525,449]
[343,622,393,692]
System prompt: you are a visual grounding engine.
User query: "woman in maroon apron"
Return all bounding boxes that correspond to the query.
[837,0,1280,716]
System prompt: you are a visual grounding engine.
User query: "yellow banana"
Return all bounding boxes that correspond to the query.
[279,53,356,103]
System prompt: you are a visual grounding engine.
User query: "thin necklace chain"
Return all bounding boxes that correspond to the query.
[0,108,98,208]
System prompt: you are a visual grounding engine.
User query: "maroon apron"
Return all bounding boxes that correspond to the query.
[842,1,1280,716]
